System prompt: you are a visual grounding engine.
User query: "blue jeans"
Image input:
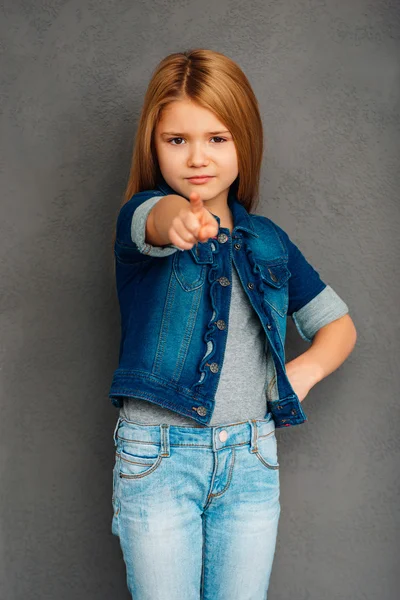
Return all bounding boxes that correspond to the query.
[111,413,281,599]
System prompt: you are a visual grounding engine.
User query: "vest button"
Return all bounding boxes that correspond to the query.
[218,276,230,286]
[209,362,219,373]
[196,406,207,416]
[267,323,272,330]
[268,268,278,282]
[291,409,297,415]
[247,282,254,290]
[234,242,241,250]
[216,319,226,330]
[217,233,228,243]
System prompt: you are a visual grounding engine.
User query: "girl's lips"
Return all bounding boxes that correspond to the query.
[187,176,214,184]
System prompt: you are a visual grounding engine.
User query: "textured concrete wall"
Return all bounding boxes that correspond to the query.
[1,1,399,598]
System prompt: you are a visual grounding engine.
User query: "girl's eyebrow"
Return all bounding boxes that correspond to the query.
[161,130,230,136]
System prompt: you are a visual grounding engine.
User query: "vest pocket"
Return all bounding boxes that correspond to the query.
[255,259,291,317]
[173,250,207,291]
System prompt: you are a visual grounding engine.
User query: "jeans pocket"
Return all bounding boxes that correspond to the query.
[117,440,164,480]
[253,430,280,470]
[112,452,121,516]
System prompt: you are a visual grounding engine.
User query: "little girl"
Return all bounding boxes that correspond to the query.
[110,48,357,600]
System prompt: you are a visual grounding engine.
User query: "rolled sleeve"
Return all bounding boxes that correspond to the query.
[115,190,180,262]
[292,284,349,342]
[131,196,179,257]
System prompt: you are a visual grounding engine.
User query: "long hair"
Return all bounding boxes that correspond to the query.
[112,48,265,251]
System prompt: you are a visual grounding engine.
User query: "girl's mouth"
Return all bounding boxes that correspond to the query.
[187,176,214,184]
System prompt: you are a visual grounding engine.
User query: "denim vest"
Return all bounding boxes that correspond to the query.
[110,179,340,428]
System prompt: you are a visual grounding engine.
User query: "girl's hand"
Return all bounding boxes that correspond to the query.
[285,359,320,403]
[168,191,219,250]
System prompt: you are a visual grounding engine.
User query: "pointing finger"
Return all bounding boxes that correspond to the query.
[189,191,204,215]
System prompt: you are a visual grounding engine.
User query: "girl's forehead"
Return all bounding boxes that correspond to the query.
[157,101,227,131]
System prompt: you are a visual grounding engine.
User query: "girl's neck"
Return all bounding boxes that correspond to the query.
[217,208,234,233]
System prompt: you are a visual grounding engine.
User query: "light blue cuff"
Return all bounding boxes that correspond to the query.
[131,196,180,257]
[292,284,349,343]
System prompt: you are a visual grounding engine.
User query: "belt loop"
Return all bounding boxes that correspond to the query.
[248,419,258,454]
[159,424,170,457]
[112,416,122,447]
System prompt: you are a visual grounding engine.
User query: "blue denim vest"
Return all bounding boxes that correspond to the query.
[109,179,329,428]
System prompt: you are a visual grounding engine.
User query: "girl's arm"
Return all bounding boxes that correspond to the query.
[146,194,188,246]
[285,313,357,402]
[269,220,357,401]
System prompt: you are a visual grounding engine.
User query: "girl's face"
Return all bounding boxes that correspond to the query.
[154,99,239,205]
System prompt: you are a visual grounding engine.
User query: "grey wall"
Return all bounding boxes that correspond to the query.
[1,1,399,598]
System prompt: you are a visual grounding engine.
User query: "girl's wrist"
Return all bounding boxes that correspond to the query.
[285,352,323,389]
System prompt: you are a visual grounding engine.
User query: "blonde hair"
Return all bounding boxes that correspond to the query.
[112,48,265,250]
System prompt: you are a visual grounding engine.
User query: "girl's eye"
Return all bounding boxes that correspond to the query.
[167,137,227,145]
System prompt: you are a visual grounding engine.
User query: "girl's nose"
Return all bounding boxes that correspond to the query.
[187,144,209,165]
